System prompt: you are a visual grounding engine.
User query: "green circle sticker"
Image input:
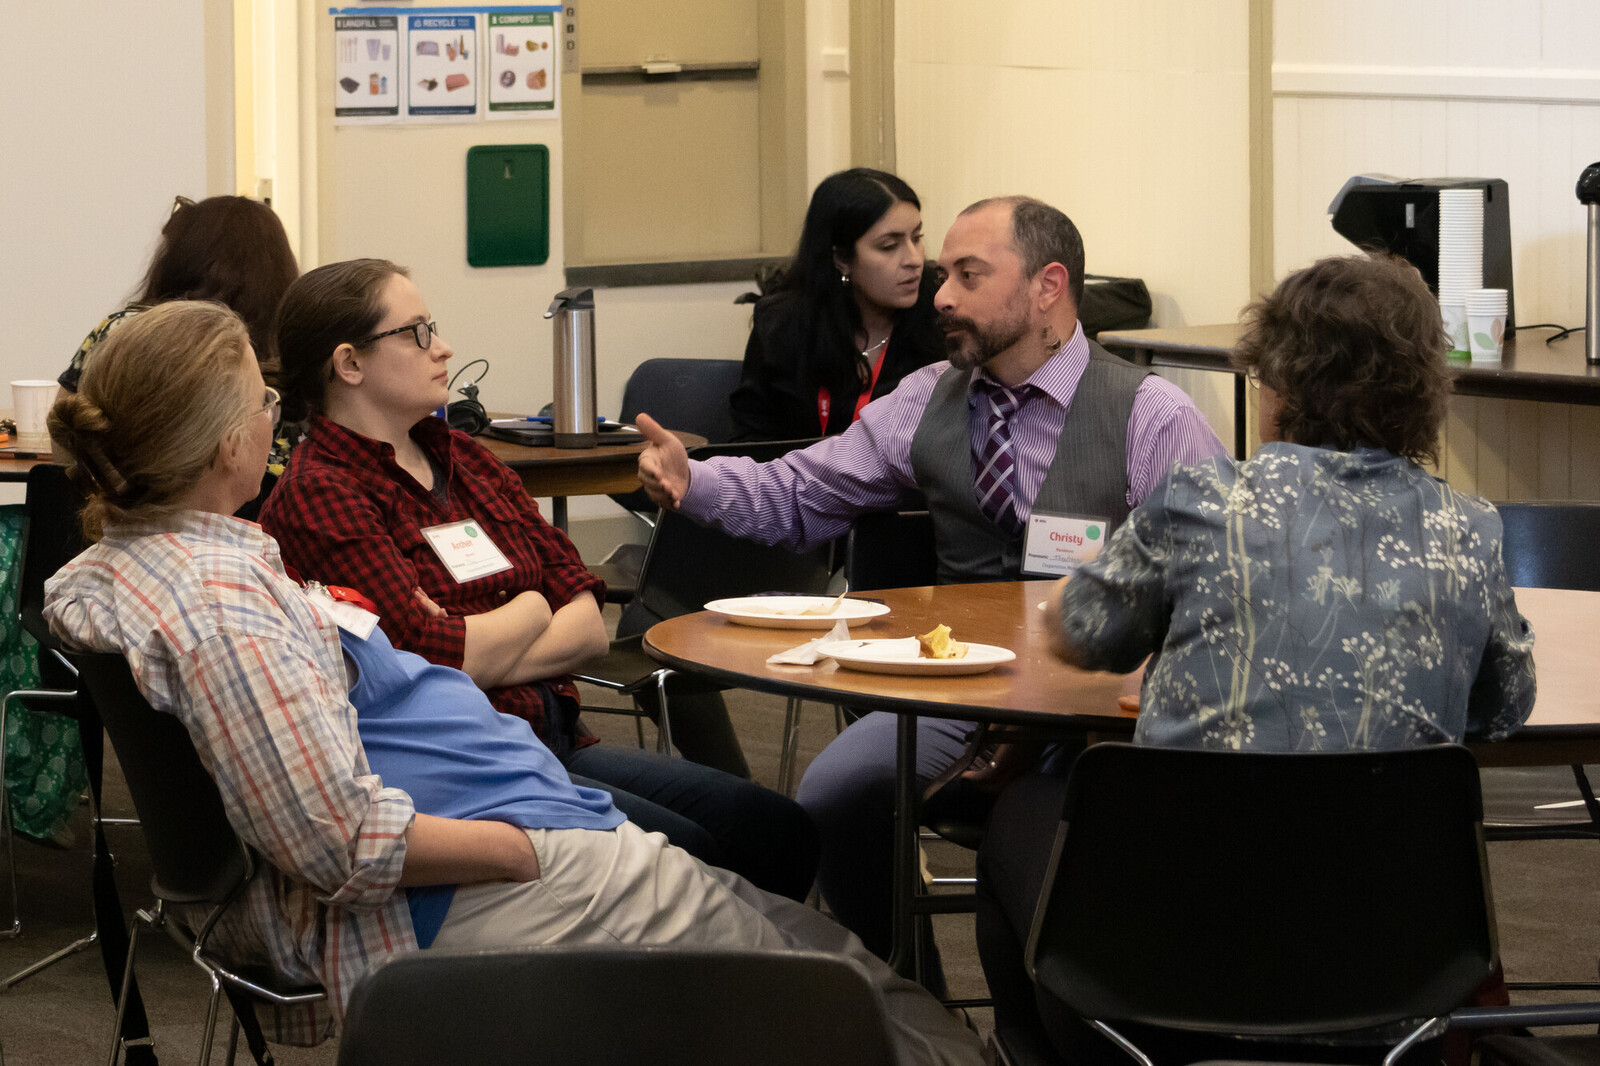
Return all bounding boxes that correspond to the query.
[1086,524,1101,540]
[465,524,480,538]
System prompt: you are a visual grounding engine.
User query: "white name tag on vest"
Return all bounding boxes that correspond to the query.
[1022,510,1110,577]
[421,520,514,583]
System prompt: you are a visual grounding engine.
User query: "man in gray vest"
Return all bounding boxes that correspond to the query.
[635,195,1224,976]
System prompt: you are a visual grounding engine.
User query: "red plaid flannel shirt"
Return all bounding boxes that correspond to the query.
[260,414,604,742]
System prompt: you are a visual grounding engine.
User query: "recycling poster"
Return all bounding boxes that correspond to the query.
[408,13,478,119]
[332,8,560,126]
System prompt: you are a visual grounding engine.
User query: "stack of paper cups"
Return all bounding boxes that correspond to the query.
[1437,188,1485,359]
[1465,288,1509,362]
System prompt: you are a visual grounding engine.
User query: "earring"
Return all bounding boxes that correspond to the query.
[841,273,850,286]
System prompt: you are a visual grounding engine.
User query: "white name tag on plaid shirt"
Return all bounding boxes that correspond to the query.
[303,585,380,640]
[1022,510,1109,577]
[421,519,514,583]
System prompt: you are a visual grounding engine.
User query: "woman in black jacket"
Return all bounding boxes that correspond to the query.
[730,169,945,442]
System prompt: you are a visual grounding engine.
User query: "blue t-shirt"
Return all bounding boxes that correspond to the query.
[340,625,623,945]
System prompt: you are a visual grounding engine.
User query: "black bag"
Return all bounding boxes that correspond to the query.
[1079,274,1152,339]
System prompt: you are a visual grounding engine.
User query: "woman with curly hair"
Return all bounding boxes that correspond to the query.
[977,252,1536,1063]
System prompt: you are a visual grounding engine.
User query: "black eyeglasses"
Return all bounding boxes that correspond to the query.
[356,321,439,350]
[171,195,196,216]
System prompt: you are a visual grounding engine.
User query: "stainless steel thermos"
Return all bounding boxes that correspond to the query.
[545,286,598,447]
[1578,163,1600,365]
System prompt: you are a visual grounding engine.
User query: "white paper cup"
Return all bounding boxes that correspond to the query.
[1468,312,1506,361]
[1442,304,1471,358]
[11,379,57,440]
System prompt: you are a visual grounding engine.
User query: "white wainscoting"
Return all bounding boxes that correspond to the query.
[1273,0,1600,501]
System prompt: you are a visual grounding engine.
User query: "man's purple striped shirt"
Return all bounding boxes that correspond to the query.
[677,324,1226,552]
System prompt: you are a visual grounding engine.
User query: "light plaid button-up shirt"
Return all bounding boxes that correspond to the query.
[45,511,417,1044]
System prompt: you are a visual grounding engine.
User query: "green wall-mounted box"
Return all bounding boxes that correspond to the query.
[466,144,550,267]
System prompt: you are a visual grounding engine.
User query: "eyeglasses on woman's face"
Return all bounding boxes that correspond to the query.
[356,320,440,350]
[255,385,281,425]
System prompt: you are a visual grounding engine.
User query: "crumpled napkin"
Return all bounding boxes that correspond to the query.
[767,619,852,664]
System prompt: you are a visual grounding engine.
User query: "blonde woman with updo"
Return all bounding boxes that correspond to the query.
[43,301,980,1064]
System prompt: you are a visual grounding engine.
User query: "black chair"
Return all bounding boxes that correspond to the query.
[1015,743,1494,1066]
[336,946,897,1066]
[73,651,326,1066]
[1,465,142,1020]
[591,358,748,604]
[574,440,833,757]
[1482,502,1600,842]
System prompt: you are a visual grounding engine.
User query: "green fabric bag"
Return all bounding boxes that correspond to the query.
[0,504,88,842]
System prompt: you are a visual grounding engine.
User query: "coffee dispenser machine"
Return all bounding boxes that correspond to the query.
[1328,175,1515,330]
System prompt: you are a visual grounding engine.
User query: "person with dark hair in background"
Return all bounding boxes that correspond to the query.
[58,195,299,402]
[977,253,1536,1063]
[731,168,945,442]
[637,195,1225,981]
[260,259,819,904]
[16,194,298,847]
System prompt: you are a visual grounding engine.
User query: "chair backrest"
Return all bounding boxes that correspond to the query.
[1494,502,1600,591]
[18,464,89,641]
[845,509,936,591]
[72,651,250,906]
[618,358,747,446]
[1027,743,1494,1038]
[615,439,830,638]
[336,946,897,1066]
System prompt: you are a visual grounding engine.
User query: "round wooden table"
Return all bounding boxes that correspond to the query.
[644,580,1140,728]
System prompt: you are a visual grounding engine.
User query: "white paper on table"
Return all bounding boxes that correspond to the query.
[852,637,923,659]
[767,619,852,664]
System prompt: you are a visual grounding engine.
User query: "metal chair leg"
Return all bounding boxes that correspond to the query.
[106,911,142,1066]
[0,688,77,939]
[4,707,106,989]
[651,669,675,755]
[199,970,226,1066]
[778,698,803,796]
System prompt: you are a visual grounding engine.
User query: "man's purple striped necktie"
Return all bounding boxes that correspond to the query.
[973,381,1032,536]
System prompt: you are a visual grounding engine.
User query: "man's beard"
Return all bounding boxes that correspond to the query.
[938,303,1031,372]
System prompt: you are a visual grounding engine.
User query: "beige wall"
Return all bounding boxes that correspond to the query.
[893,0,1255,443]
[6,1,214,385]
[1274,0,1600,500]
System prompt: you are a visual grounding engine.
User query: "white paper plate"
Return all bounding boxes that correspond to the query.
[816,638,1016,676]
[705,596,890,629]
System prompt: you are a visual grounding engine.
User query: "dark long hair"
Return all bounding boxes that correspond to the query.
[137,196,299,357]
[270,258,407,425]
[769,168,925,393]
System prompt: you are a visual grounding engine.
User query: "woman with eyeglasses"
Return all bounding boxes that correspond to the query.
[259,259,819,903]
[729,168,944,442]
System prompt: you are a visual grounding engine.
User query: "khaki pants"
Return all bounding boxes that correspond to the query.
[429,821,981,1066]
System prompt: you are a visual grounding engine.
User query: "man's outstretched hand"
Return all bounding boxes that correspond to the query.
[636,413,691,510]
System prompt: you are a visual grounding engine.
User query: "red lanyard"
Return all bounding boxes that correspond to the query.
[288,565,381,615]
[816,339,890,436]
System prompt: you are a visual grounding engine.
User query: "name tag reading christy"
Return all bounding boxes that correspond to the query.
[1022,510,1109,578]
[421,520,514,583]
